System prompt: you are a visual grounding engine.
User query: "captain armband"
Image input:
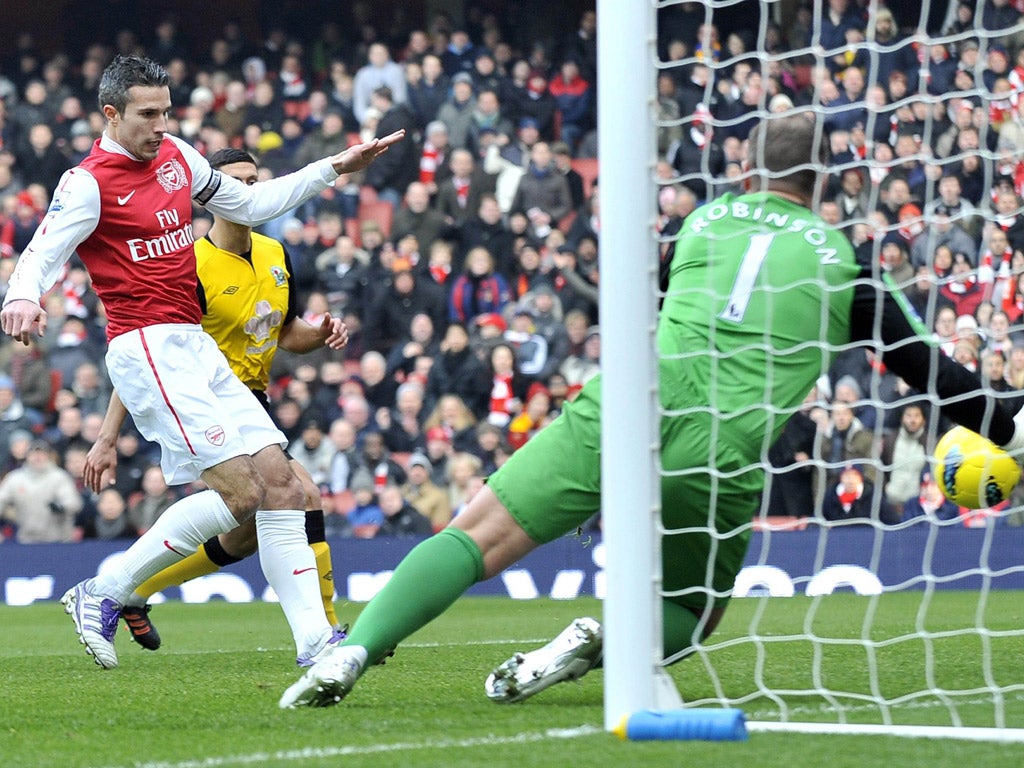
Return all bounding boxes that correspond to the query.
[193,169,222,206]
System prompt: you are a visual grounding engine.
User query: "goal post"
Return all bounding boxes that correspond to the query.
[597,0,670,732]
[599,0,1024,742]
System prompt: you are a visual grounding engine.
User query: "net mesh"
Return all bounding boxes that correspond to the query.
[652,0,1024,730]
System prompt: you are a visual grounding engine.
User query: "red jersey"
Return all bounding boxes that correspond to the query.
[5,132,339,339]
[77,140,201,338]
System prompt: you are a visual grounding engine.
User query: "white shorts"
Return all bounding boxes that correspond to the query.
[106,324,285,485]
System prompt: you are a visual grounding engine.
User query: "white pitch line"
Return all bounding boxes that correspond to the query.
[137,638,551,657]
[1,638,551,661]
[94,725,605,768]
[399,638,552,648]
[746,690,1024,720]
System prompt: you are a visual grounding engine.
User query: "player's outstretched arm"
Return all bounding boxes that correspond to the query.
[851,280,1019,448]
[84,391,130,493]
[278,312,349,354]
[328,130,405,175]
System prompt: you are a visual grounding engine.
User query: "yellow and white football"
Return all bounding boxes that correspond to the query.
[934,426,1020,509]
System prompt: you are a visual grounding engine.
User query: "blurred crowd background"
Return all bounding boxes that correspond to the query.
[1,0,1024,544]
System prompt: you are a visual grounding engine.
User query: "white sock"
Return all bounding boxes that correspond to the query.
[256,509,331,658]
[91,490,238,605]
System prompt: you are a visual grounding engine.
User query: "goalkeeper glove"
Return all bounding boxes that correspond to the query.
[1002,406,1024,459]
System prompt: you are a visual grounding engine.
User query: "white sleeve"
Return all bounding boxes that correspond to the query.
[3,168,100,307]
[171,134,341,227]
[172,134,217,200]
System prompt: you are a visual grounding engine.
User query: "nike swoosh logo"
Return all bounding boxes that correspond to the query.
[292,567,317,575]
[117,190,136,205]
[163,540,187,557]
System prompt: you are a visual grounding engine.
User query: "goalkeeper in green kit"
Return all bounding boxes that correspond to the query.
[280,113,1024,709]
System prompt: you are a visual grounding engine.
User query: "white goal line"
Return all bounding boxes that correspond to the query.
[747,720,1024,743]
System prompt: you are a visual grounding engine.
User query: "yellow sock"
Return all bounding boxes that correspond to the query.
[135,543,221,600]
[309,540,339,627]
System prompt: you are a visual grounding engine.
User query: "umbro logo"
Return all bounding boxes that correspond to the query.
[117,190,136,205]
[222,286,239,295]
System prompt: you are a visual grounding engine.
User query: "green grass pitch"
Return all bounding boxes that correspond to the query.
[3,593,1024,768]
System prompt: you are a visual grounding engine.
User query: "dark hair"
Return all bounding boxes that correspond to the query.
[746,114,827,197]
[488,341,518,368]
[900,401,929,420]
[207,147,258,170]
[98,55,169,115]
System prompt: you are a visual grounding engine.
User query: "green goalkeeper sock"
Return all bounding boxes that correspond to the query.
[662,600,703,661]
[343,527,484,665]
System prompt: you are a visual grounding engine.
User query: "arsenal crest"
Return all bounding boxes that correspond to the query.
[205,425,226,446]
[156,158,188,192]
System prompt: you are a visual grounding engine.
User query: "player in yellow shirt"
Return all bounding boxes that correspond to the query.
[85,148,348,665]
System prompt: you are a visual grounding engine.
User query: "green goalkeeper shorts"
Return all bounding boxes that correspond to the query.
[487,373,762,611]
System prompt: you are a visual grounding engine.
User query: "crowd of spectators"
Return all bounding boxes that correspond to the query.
[2,1,1024,543]
[658,0,1024,530]
[0,6,601,544]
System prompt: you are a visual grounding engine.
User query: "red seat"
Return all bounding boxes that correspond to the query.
[358,200,394,240]
[570,157,599,199]
[333,489,355,515]
[345,217,362,247]
[283,100,311,122]
[45,369,62,413]
[792,63,813,91]
[358,185,379,205]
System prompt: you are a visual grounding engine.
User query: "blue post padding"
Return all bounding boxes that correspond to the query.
[616,708,748,741]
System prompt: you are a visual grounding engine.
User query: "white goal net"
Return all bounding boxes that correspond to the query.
[599,0,1024,741]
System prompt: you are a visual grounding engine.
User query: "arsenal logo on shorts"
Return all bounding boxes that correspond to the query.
[205,425,226,446]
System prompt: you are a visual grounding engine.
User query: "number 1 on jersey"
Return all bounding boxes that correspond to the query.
[719,232,774,323]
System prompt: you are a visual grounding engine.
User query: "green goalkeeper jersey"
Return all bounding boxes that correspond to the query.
[659,191,860,461]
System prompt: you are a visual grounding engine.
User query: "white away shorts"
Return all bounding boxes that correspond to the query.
[106,324,285,485]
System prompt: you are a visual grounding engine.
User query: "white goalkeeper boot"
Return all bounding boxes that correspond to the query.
[279,644,368,708]
[485,617,603,703]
